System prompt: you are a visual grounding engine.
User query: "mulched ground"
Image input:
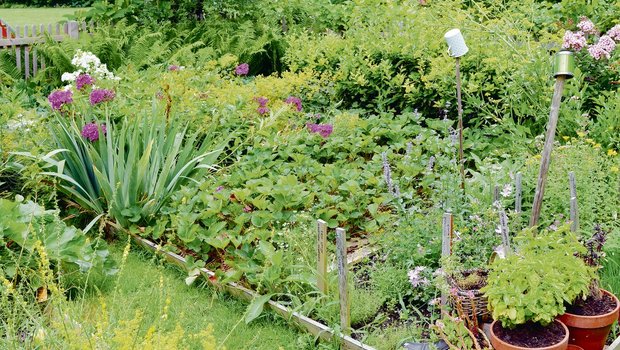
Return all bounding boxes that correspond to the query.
[493,321,565,348]
[565,292,617,316]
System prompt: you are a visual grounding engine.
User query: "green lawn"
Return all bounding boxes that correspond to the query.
[0,8,86,27]
[55,242,325,350]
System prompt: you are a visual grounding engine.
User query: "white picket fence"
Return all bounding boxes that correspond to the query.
[0,20,90,80]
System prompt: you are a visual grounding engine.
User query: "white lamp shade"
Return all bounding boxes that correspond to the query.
[444,29,469,57]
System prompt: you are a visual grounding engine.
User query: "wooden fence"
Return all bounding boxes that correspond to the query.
[0,20,89,80]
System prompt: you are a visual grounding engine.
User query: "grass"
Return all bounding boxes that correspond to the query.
[0,8,87,27]
[53,240,327,350]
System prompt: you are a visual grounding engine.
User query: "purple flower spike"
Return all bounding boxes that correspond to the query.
[81,122,107,142]
[235,63,249,76]
[89,88,116,106]
[307,123,333,138]
[285,96,303,111]
[48,89,73,111]
[76,74,94,91]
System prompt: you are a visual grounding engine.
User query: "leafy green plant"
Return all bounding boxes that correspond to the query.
[0,197,116,285]
[431,313,491,350]
[482,225,594,328]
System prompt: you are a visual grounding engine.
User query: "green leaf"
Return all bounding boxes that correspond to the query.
[245,293,274,324]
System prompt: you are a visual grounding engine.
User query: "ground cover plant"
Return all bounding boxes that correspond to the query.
[1,0,620,348]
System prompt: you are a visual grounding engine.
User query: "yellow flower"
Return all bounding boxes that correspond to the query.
[577,131,586,138]
[562,136,570,141]
[611,166,619,173]
[608,149,618,156]
[594,143,601,148]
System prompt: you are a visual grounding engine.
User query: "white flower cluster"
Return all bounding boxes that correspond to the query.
[61,49,120,83]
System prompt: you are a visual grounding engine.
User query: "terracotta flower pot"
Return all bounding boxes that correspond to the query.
[489,320,569,350]
[557,289,620,350]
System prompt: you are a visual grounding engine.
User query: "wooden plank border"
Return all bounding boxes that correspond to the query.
[130,234,376,350]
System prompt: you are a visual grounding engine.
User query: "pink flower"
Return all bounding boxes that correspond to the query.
[48,89,73,110]
[588,37,615,60]
[562,30,587,51]
[81,122,107,142]
[577,17,597,35]
[76,74,94,90]
[285,96,303,111]
[608,24,620,41]
[235,63,249,76]
[598,35,616,52]
[408,266,430,288]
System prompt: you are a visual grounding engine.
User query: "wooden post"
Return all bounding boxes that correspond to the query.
[493,185,499,204]
[67,21,79,39]
[335,228,351,335]
[441,213,453,306]
[316,219,328,294]
[530,77,567,228]
[456,57,465,190]
[515,172,522,214]
[569,171,579,232]
[499,210,511,254]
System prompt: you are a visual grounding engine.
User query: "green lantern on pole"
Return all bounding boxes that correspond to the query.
[553,51,575,79]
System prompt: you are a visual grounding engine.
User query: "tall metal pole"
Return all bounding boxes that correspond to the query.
[444,28,469,190]
[456,57,465,190]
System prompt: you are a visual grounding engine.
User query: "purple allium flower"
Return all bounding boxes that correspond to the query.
[306,123,333,138]
[81,122,107,142]
[285,96,303,111]
[89,88,116,106]
[608,24,620,42]
[257,106,270,115]
[168,65,180,71]
[48,89,73,111]
[215,185,225,193]
[235,63,249,76]
[577,17,597,35]
[562,30,587,51]
[243,205,252,213]
[255,96,269,107]
[76,74,94,91]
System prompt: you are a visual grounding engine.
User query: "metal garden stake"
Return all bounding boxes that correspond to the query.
[444,29,469,190]
[529,51,575,227]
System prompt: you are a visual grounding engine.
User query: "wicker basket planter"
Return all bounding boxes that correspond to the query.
[448,269,491,322]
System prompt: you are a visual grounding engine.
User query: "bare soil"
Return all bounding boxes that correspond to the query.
[493,321,565,348]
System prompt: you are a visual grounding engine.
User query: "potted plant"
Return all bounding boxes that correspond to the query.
[482,226,595,349]
[557,225,620,350]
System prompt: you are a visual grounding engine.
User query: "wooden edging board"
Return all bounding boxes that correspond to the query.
[130,234,376,350]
